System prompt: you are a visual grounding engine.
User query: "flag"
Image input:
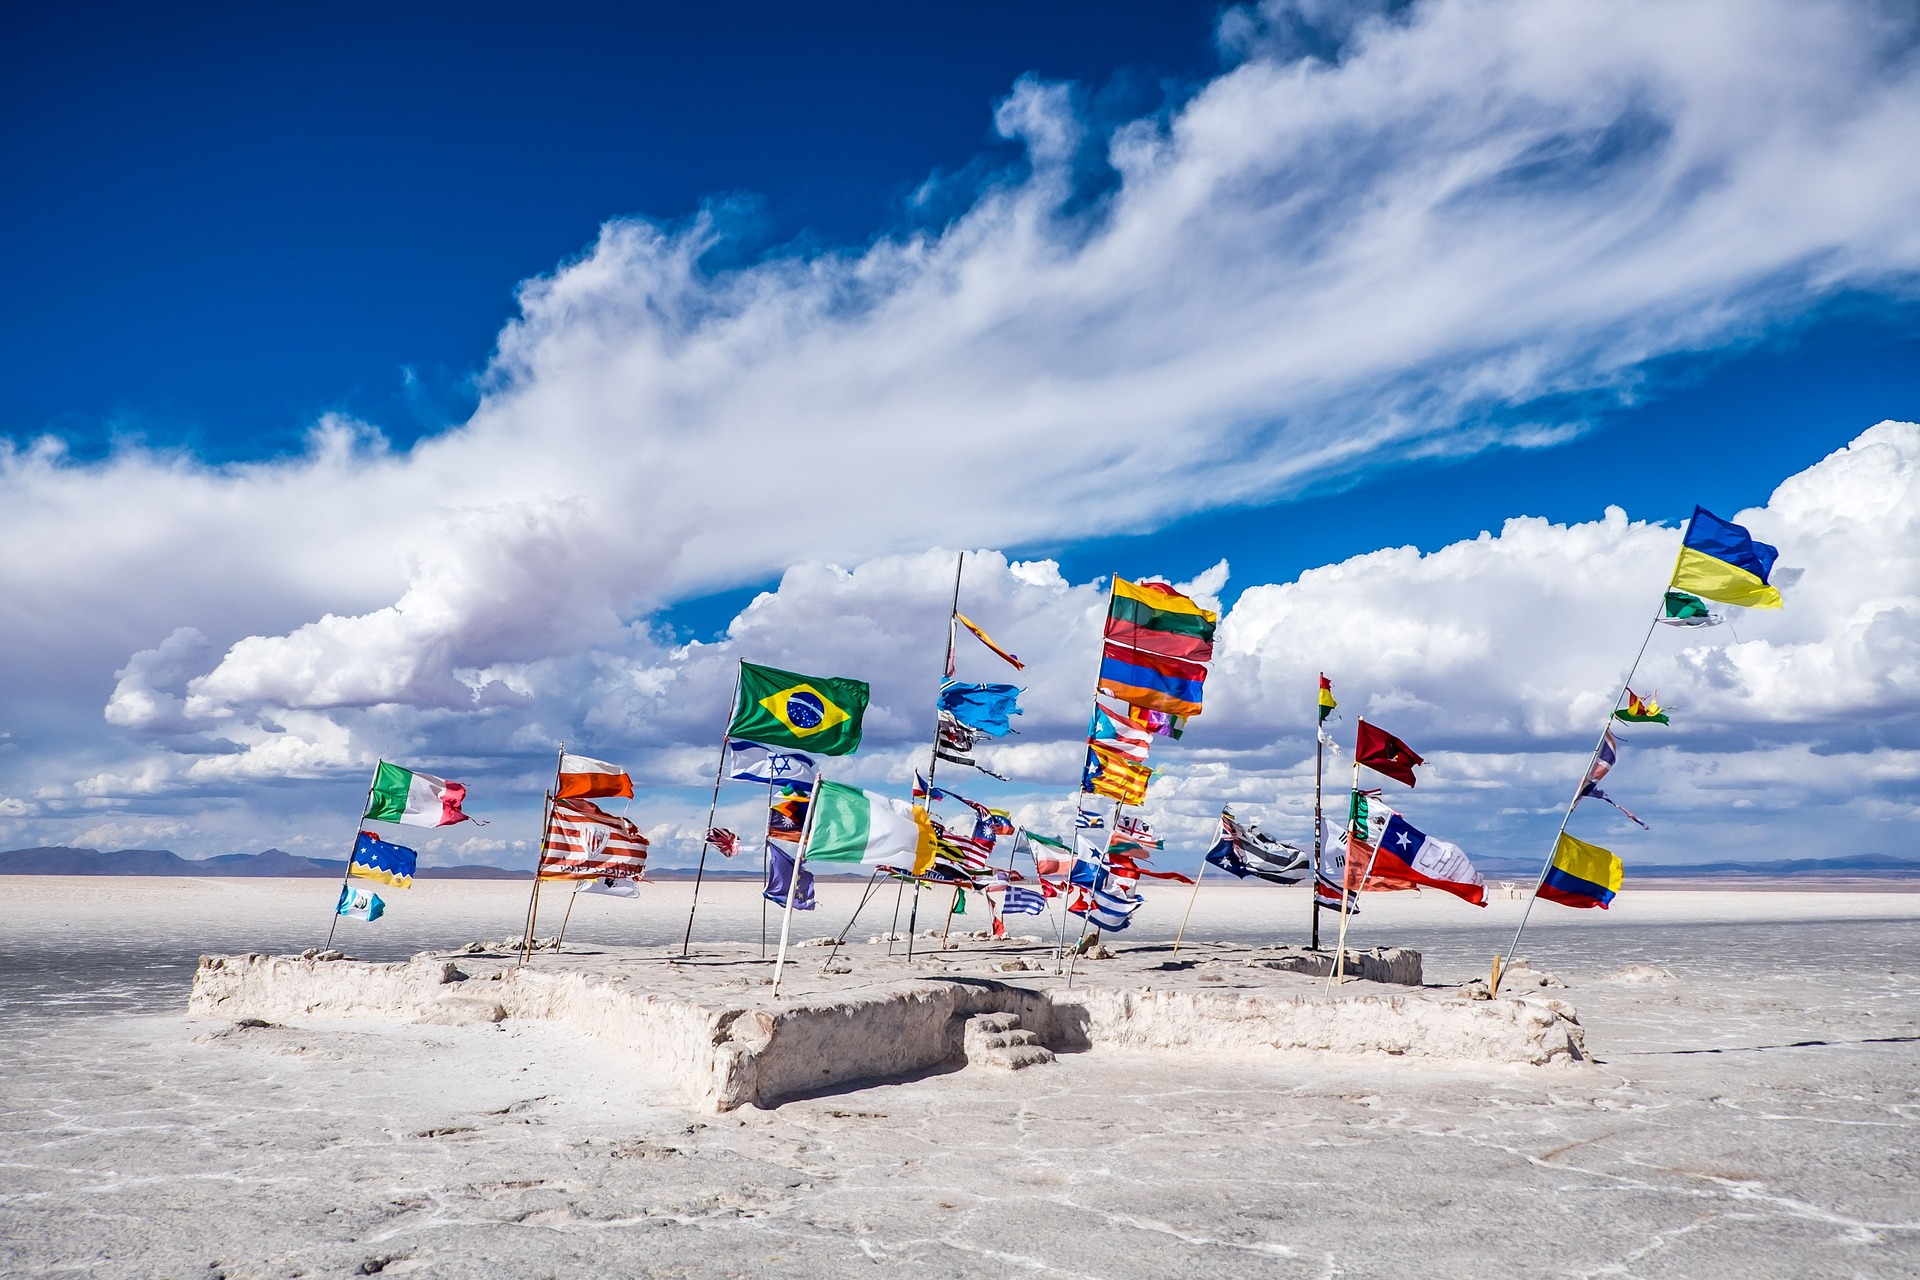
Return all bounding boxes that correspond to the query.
[1579,782,1649,829]
[1586,729,1621,784]
[763,846,815,911]
[935,823,996,876]
[1083,742,1150,806]
[728,662,870,756]
[363,761,471,827]
[1539,832,1623,908]
[1097,642,1206,719]
[577,875,640,898]
[555,753,632,800]
[806,780,936,873]
[934,712,1009,778]
[1670,506,1783,610]
[1314,815,1359,914]
[1111,814,1162,855]
[985,808,1017,837]
[1089,704,1155,762]
[1371,810,1487,906]
[1615,688,1669,724]
[1074,808,1106,830]
[1318,674,1337,724]
[997,884,1047,915]
[726,739,819,788]
[1344,795,1420,893]
[1111,852,1194,884]
[937,681,1023,737]
[766,785,810,845]
[1067,879,1142,931]
[1355,720,1423,787]
[347,829,418,888]
[1026,831,1073,877]
[706,827,740,857]
[335,882,385,922]
[1105,576,1217,663]
[954,613,1024,670]
[540,797,649,880]
[1658,590,1723,628]
[1204,809,1308,885]
[1132,707,1186,739]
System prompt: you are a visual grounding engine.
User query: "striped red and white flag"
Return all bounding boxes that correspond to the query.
[539,797,649,880]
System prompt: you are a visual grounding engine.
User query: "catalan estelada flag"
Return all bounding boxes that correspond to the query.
[1082,741,1150,805]
[1538,832,1622,909]
[1097,642,1207,719]
[1670,506,1783,609]
[1104,577,1217,663]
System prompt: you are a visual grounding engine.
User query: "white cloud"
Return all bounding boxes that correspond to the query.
[3,1,1919,864]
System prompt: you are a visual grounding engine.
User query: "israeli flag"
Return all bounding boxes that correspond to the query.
[335,883,385,922]
[727,738,819,789]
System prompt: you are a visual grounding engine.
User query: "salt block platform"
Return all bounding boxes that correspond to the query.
[189,938,1586,1111]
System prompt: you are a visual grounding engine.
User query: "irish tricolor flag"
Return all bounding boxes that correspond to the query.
[805,780,934,874]
[364,761,471,828]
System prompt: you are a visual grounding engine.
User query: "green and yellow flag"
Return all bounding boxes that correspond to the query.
[728,662,870,756]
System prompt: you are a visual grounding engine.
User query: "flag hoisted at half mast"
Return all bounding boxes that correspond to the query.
[1670,506,1784,610]
[363,761,471,827]
[1539,832,1623,909]
[728,662,871,756]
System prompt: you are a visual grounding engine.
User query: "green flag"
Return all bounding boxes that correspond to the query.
[728,661,870,756]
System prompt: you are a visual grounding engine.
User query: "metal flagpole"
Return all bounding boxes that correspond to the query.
[821,868,883,972]
[519,745,566,965]
[324,765,383,950]
[887,876,907,954]
[771,775,824,999]
[1494,606,1664,994]
[905,881,923,961]
[923,551,965,801]
[681,665,744,957]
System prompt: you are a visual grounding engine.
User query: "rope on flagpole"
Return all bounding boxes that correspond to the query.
[1494,604,1664,994]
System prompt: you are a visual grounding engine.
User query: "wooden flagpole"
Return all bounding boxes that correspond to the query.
[821,867,883,972]
[771,776,824,999]
[1494,606,1663,994]
[323,765,383,950]
[554,883,580,952]
[1311,701,1326,950]
[519,745,565,965]
[923,551,965,799]
[681,664,744,957]
[1325,758,1362,991]
[761,776,775,959]
[1171,815,1210,954]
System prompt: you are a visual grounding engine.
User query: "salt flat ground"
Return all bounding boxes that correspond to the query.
[2,877,1916,1279]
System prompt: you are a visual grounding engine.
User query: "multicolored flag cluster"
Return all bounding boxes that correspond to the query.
[335,758,471,927]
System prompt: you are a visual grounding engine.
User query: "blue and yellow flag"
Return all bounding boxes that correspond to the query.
[348,829,418,888]
[1670,506,1782,609]
[1538,832,1622,909]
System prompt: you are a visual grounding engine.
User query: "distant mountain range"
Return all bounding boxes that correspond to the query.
[0,846,530,878]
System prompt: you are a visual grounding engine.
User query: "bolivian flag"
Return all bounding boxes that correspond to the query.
[1670,506,1783,609]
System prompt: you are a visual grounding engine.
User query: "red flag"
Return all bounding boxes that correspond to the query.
[1355,719,1423,787]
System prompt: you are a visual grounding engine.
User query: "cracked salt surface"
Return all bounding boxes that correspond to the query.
[2,877,1918,1277]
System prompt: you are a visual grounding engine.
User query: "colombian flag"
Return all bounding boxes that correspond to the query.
[1670,506,1783,609]
[1538,832,1622,909]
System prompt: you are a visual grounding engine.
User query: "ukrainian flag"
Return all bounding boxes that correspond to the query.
[1670,506,1783,609]
[1538,832,1622,909]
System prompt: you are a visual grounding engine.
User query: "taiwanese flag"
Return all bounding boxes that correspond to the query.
[1355,719,1423,787]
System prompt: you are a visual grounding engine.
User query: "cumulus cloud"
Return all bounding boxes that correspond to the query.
[4,0,1919,863]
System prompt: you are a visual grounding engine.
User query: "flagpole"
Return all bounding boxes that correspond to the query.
[681,664,744,958]
[1311,705,1325,951]
[923,551,965,802]
[555,882,579,952]
[1171,829,1208,954]
[1327,758,1361,990]
[324,764,382,949]
[1494,605,1663,994]
[518,745,563,964]
[1032,835,1065,974]
[771,775,823,999]
[822,868,882,972]
[761,776,774,959]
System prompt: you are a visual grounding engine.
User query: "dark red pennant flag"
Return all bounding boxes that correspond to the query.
[1354,719,1423,787]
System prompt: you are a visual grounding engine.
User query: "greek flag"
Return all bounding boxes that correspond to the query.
[999,885,1047,916]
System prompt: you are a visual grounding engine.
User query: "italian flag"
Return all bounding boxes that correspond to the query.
[363,761,471,828]
[806,780,934,874]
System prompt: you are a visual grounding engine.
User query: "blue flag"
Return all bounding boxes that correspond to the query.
[335,882,385,922]
[763,846,816,911]
[936,681,1023,737]
[348,829,418,889]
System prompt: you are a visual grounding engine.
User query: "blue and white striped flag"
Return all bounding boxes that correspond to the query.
[335,883,385,922]
[1070,880,1141,932]
[999,884,1047,916]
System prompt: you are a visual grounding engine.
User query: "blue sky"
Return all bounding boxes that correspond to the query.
[2,0,1918,871]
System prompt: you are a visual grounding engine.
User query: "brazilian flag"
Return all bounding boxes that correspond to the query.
[728,661,870,756]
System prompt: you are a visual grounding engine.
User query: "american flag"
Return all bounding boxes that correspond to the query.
[540,797,649,880]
